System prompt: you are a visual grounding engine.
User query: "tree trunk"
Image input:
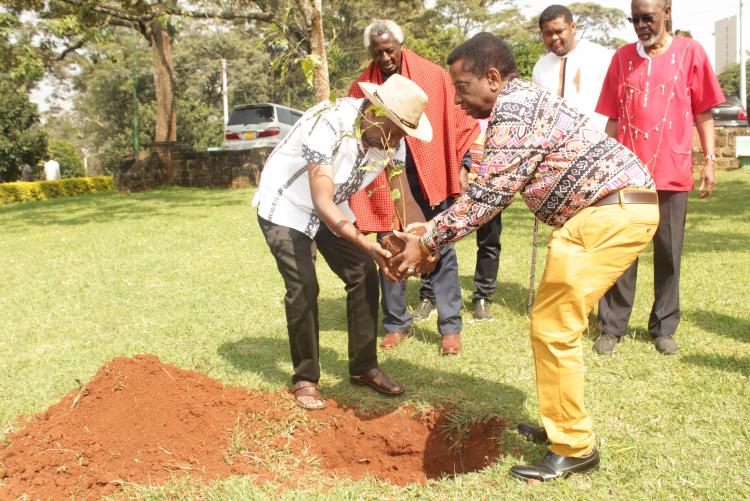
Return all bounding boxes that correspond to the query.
[148,20,177,142]
[295,0,330,102]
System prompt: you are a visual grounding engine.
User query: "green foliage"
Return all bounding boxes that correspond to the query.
[435,0,507,33]
[11,0,631,176]
[508,38,545,81]
[0,176,113,204]
[70,30,155,174]
[0,12,46,86]
[0,75,48,182]
[49,139,85,178]
[567,2,629,49]
[492,7,545,81]
[300,54,322,87]
[717,61,750,107]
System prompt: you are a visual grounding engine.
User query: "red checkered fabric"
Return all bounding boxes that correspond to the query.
[348,49,480,232]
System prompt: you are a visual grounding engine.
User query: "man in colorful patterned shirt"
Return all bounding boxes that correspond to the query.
[594,0,724,355]
[391,33,659,481]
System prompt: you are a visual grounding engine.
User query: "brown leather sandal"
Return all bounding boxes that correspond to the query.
[350,368,405,396]
[290,381,326,410]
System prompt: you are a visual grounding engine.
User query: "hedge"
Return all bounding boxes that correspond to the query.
[0,176,114,205]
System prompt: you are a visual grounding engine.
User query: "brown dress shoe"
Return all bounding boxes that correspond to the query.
[380,332,409,350]
[441,333,461,355]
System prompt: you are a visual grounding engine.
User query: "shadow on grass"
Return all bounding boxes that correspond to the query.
[0,187,248,230]
[682,354,750,377]
[457,277,529,316]
[684,309,750,344]
[217,335,531,425]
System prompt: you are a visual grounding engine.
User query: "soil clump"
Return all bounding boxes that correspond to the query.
[0,355,506,498]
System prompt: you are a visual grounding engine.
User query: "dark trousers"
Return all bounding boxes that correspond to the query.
[421,212,502,302]
[379,238,463,335]
[379,144,463,335]
[597,190,688,339]
[258,215,379,384]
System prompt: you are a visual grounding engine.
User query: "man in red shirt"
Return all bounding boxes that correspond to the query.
[348,19,482,355]
[594,0,724,355]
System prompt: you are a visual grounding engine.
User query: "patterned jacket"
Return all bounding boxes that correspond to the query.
[422,79,655,252]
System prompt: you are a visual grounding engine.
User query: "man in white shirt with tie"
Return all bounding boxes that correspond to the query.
[531,4,613,130]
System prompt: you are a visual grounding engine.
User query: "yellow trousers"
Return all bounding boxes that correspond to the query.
[530,199,659,457]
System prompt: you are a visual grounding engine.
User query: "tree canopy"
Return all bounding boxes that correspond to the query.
[1,0,632,176]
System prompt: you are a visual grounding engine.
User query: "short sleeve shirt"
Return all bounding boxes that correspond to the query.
[596,37,724,191]
[253,98,406,238]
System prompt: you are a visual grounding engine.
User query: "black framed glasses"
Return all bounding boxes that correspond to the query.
[628,14,656,24]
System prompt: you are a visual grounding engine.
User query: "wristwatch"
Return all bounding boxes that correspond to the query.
[704,153,717,161]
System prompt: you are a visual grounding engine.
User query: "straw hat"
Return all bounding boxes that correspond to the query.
[358,74,432,142]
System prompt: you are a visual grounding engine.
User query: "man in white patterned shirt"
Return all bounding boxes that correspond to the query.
[253,75,432,410]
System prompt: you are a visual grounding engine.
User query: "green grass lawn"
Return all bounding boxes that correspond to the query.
[1,171,749,500]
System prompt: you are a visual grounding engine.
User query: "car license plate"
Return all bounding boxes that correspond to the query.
[244,131,256,139]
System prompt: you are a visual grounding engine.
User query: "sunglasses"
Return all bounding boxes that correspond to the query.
[628,14,656,24]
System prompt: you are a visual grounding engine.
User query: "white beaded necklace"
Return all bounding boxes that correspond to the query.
[617,37,689,173]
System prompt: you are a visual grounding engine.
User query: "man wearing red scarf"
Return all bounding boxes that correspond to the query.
[348,19,481,355]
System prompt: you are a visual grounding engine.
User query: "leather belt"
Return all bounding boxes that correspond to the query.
[592,190,658,207]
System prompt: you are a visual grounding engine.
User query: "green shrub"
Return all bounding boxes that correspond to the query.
[91,176,113,191]
[0,176,113,205]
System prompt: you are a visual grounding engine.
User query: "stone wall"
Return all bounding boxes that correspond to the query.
[115,142,274,193]
[692,127,750,169]
[116,129,749,193]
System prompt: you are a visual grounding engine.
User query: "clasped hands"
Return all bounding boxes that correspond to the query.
[371,221,439,282]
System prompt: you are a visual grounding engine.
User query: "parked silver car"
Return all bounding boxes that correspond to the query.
[223,103,303,150]
[712,95,748,127]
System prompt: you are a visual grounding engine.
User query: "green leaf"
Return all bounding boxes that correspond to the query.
[370,105,388,118]
[391,188,401,201]
[300,54,322,88]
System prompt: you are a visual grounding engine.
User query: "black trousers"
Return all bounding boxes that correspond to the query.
[597,190,688,339]
[258,215,379,384]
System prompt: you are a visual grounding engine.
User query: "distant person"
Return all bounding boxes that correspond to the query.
[348,19,482,355]
[20,163,33,182]
[532,4,613,130]
[253,75,432,410]
[43,155,61,181]
[594,0,724,355]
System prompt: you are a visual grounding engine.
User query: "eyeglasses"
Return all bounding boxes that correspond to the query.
[628,14,656,24]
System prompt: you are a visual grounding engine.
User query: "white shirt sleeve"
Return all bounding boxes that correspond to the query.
[531,60,544,87]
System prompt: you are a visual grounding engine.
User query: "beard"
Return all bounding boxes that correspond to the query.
[640,25,665,48]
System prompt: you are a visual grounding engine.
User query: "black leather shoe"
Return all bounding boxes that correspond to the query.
[517,423,548,444]
[510,449,599,482]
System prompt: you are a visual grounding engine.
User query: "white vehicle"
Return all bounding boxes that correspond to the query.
[223,103,303,150]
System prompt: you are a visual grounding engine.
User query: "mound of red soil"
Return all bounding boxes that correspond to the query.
[0,355,507,499]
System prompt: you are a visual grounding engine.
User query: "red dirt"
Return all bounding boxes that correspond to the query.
[0,355,507,499]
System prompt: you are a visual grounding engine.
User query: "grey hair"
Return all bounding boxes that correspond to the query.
[363,19,404,48]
